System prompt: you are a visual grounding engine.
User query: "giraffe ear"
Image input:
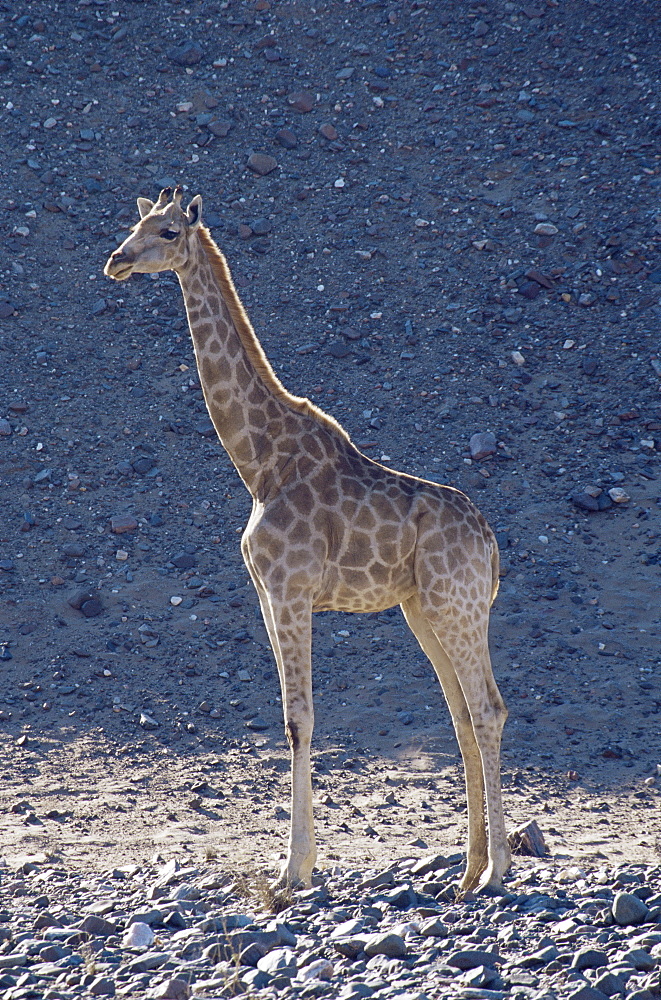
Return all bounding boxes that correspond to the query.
[187,194,203,230]
[137,197,154,219]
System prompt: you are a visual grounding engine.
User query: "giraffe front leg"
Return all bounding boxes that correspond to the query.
[248,577,316,889]
[278,706,316,888]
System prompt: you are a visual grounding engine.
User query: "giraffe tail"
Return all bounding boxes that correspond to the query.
[490,537,500,606]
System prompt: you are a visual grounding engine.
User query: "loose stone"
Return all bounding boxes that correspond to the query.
[470,431,497,461]
[363,932,407,958]
[247,153,278,176]
[612,892,649,926]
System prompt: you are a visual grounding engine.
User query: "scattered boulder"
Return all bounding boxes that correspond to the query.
[612,892,649,926]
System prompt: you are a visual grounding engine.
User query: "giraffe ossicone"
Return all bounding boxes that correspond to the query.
[105,187,511,893]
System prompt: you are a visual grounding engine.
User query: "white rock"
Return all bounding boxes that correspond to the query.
[534,222,558,235]
[170,596,183,606]
[511,350,526,366]
[123,921,154,948]
[608,487,630,503]
[296,958,333,982]
[556,865,586,883]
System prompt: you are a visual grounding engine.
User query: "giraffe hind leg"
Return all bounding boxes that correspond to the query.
[401,594,490,891]
[429,616,509,893]
[405,597,510,891]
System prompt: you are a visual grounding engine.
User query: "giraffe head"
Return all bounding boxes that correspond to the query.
[104,185,203,281]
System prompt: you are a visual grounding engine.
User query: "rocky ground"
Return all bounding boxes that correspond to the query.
[0,0,660,996]
[1,851,661,1000]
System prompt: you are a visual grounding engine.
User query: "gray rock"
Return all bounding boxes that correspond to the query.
[257,946,297,976]
[331,918,365,940]
[247,153,278,176]
[419,917,448,938]
[363,932,406,958]
[251,218,272,236]
[271,921,297,947]
[572,491,613,512]
[297,957,334,982]
[89,976,116,997]
[172,551,196,569]
[242,968,271,989]
[198,913,252,932]
[245,716,269,731]
[79,914,116,936]
[152,980,190,1000]
[275,128,298,148]
[333,934,368,959]
[566,988,610,1000]
[518,944,559,967]
[470,431,497,460]
[207,118,232,137]
[194,418,215,437]
[593,972,626,997]
[448,949,499,970]
[462,963,501,987]
[0,954,29,969]
[126,950,170,973]
[131,456,154,475]
[572,948,608,970]
[377,884,417,909]
[167,40,204,65]
[622,948,655,971]
[612,892,649,926]
[410,854,452,877]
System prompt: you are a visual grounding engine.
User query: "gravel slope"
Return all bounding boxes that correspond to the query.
[0,4,660,987]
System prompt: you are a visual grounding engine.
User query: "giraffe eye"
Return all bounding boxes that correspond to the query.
[160,229,179,240]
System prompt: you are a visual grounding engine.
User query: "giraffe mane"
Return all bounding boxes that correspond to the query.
[196,226,351,443]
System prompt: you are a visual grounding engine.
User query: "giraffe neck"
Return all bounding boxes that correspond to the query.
[176,230,295,497]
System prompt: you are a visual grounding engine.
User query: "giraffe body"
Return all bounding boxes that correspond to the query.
[105,187,510,893]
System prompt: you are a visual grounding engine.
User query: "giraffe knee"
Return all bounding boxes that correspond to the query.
[285,720,300,751]
[490,697,508,730]
[473,700,508,739]
[285,716,313,751]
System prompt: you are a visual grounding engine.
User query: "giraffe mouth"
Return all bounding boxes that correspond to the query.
[106,263,133,281]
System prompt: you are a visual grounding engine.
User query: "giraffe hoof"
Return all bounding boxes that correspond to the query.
[273,870,309,892]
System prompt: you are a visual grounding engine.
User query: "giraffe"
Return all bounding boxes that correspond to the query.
[104,186,511,894]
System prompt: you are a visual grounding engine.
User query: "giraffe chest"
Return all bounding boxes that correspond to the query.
[313,519,418,613]
[243,493,419,614]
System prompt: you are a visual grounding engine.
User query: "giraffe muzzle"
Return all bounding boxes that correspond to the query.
[104,249,134,280]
